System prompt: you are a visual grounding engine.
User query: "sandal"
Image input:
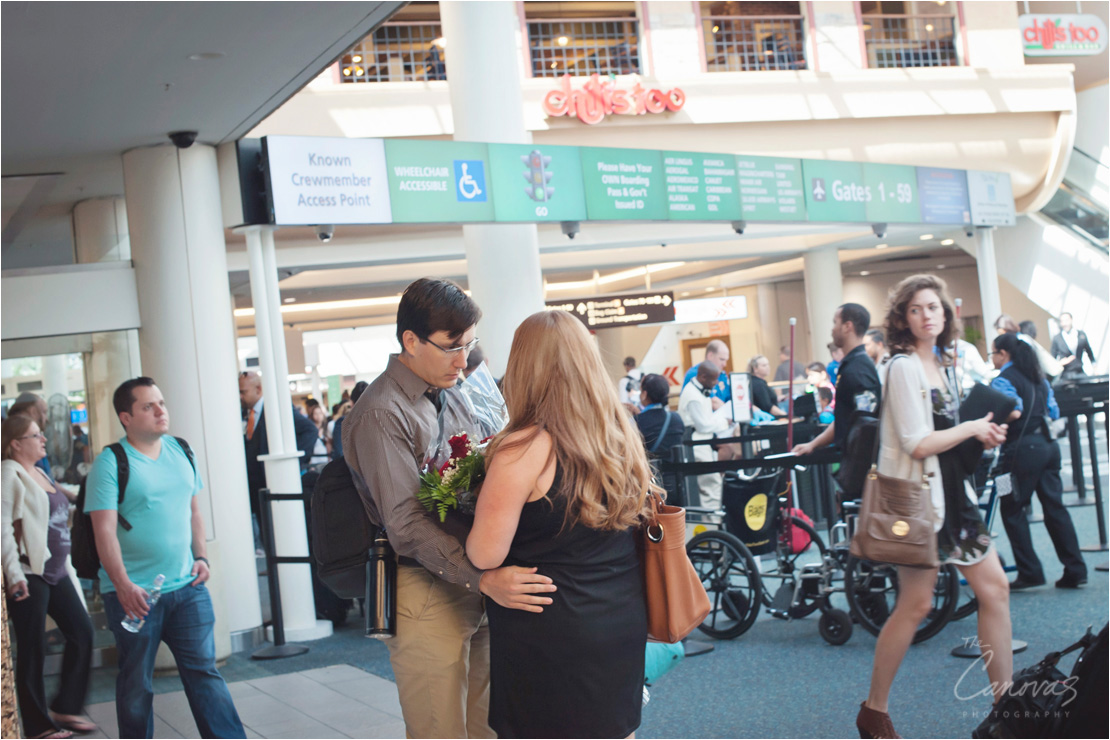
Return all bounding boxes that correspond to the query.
[50,714,98,734]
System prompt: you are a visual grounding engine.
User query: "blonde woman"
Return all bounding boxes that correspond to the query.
[467,310,655,739]
[857,275,1012,738]
[2,416,95,738]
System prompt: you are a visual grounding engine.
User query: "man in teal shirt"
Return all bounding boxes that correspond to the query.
[85,377,243,739]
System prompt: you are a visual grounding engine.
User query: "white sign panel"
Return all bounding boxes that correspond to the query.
[673,295,748,324]
[264,136,392,225]
[730,372,752,424]
[1019,14,1108,56]
[967,170,1016,227]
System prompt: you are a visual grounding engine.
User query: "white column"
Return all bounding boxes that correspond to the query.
[239,226,331,643]
[975,226,1003,331]
[73,198,136,452]
[441,1,544,375]
[121,144,262,655]
[42,355,68,401]
[802,245,844,362]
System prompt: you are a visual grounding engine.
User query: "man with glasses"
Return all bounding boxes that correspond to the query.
[343,278,555,739]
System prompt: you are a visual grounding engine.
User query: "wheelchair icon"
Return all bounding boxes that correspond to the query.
[453,160,488,203]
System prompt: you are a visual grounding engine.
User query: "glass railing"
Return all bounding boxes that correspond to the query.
[702,15,807,72]
[862,14,960,68]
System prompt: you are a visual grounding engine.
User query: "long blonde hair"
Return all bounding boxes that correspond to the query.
[487,310,659,531]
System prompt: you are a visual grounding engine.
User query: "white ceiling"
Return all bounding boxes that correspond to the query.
[1,1,404,258]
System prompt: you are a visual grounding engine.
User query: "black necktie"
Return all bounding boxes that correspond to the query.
[424,389,442,413]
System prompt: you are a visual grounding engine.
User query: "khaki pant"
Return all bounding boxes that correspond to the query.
[388,564,493,739]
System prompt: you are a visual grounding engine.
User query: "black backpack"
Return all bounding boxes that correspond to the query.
[972,624,1107,739]
[71,438,195,580]
[309,457,374,599]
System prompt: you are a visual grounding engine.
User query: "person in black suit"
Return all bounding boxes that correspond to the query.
[238,372,321,552]
[634,374,685,458]
[1050,312,1096,377]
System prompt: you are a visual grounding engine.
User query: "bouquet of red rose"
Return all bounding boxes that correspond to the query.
[417,364,507,522]
[417,432,489,522]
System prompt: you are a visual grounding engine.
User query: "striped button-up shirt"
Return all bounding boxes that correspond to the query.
[343,354,484,589]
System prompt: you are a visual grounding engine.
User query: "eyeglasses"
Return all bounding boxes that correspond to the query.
[17,433,46,441]
[422,336,479,356]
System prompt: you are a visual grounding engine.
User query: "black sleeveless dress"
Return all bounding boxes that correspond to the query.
[486,468,646,739]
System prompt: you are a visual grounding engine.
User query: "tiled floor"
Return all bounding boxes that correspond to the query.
[81,664,406,739]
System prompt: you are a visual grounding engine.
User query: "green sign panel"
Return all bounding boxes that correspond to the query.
[580,147,668,220]
[802,159,867,222]
[863,163,919,223]
[663,151,742,220]
[384,139,495,223]
[488,143,587,222]
[736,155,806,221]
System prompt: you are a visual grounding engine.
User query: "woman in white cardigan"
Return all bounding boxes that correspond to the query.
[2,415,95,738]
[856,275,1012,739]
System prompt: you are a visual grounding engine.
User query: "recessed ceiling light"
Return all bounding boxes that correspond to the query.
[681,292,690,297]
[860,270,871,276]
[920,234,934,240]
[941,238,954,245]
[876,243,888,249]
[187,52,224,61]
[283,297,296,303]
[704,287,714,292]
[937,264,946,269]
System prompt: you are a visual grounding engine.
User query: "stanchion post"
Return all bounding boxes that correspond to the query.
[787,318,796,451]
[1080,410,1108,552]
[252,489,310,660]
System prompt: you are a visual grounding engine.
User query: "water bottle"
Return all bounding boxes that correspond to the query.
[121,574,165,633]
[365,530,396,639]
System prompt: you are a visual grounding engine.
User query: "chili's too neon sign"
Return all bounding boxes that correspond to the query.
[542,73,686,125]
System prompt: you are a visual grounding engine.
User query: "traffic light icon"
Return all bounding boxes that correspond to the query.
[521,150,554,202]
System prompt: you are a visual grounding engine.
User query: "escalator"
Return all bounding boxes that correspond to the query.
[1041,148,1109,251]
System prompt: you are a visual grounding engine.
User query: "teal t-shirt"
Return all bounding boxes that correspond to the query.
[84,436,201,595]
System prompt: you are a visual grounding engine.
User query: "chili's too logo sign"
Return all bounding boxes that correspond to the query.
[1019,14,1108,56]
[542,73,685,125]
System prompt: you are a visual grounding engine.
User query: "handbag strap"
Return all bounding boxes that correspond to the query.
[649,411,674,454]
[870,354,909,467]
[1011,385,1036,447]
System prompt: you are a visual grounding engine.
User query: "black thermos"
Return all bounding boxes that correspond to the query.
[366,528,397,639]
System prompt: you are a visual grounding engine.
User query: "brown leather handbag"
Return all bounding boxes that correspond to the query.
[849,358,940,569]
[641,491,712,643]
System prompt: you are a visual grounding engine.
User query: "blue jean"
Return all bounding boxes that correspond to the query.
[103,583,245,739]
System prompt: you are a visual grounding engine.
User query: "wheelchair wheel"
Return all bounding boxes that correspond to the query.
[818,608,853,646]
[759,516,828,619]
[844,557,959,644]
[685,530,762,640]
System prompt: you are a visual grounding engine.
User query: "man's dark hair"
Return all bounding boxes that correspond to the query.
[113,377,157,417]
[817,386,834,403]
[396,278,481,348]
[641,374,670,405]
[1018,320,1037,339]
[350,381,370,405]
[696,361,720,387]
[7,401,36,419]
[806,362,826,374]
[623,356,636,369]
[865,328,885,345]
[838,303,871,338]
